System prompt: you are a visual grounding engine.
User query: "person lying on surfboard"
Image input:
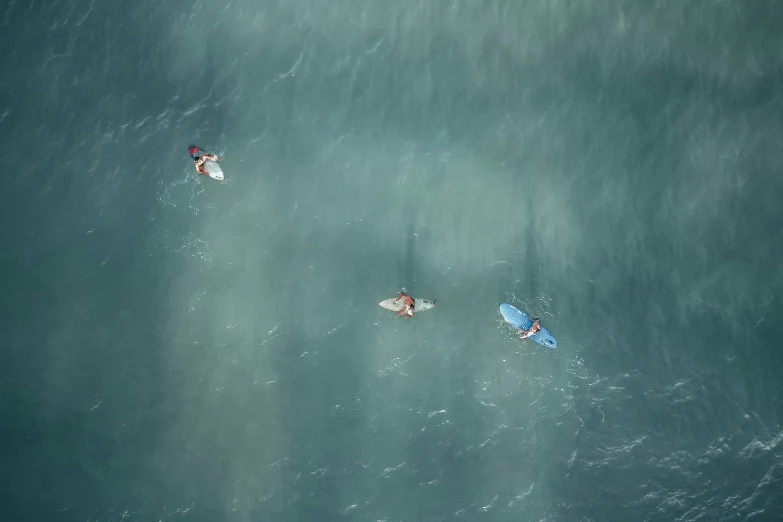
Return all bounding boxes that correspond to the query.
[519,319,541,340]
[189,146,220,176]
[394,291,416,318]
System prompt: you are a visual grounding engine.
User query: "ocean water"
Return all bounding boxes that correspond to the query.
[1,1,782,521]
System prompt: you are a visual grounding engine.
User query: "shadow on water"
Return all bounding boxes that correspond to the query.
[255,326,365,521]
[398,348,484,520]
[0,226,187,520]
[539,40,783,522]
[399,223,417,291]
[240,228,410,520]
[523,193,539,302]
[0,1,233,520]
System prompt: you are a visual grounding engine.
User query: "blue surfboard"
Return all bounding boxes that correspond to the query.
[499,303,557,349]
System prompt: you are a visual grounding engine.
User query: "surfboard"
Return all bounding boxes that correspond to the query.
[204,160,224,181]
[499,303,557,348]
[379,297,436,313]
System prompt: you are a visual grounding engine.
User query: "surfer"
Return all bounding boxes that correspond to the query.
[189,146,220,176]
[519,319,541,340]
[394,291,416,318]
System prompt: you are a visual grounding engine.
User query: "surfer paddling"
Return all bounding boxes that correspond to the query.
[394,291,416,318]
[189,146,220,176]
[519,319,541,340]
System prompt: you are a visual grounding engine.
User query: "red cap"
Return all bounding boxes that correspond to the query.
[189,146,199,156]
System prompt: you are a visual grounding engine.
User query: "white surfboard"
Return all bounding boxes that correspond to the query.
[379,297,436,313]
[205,160,224,181]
